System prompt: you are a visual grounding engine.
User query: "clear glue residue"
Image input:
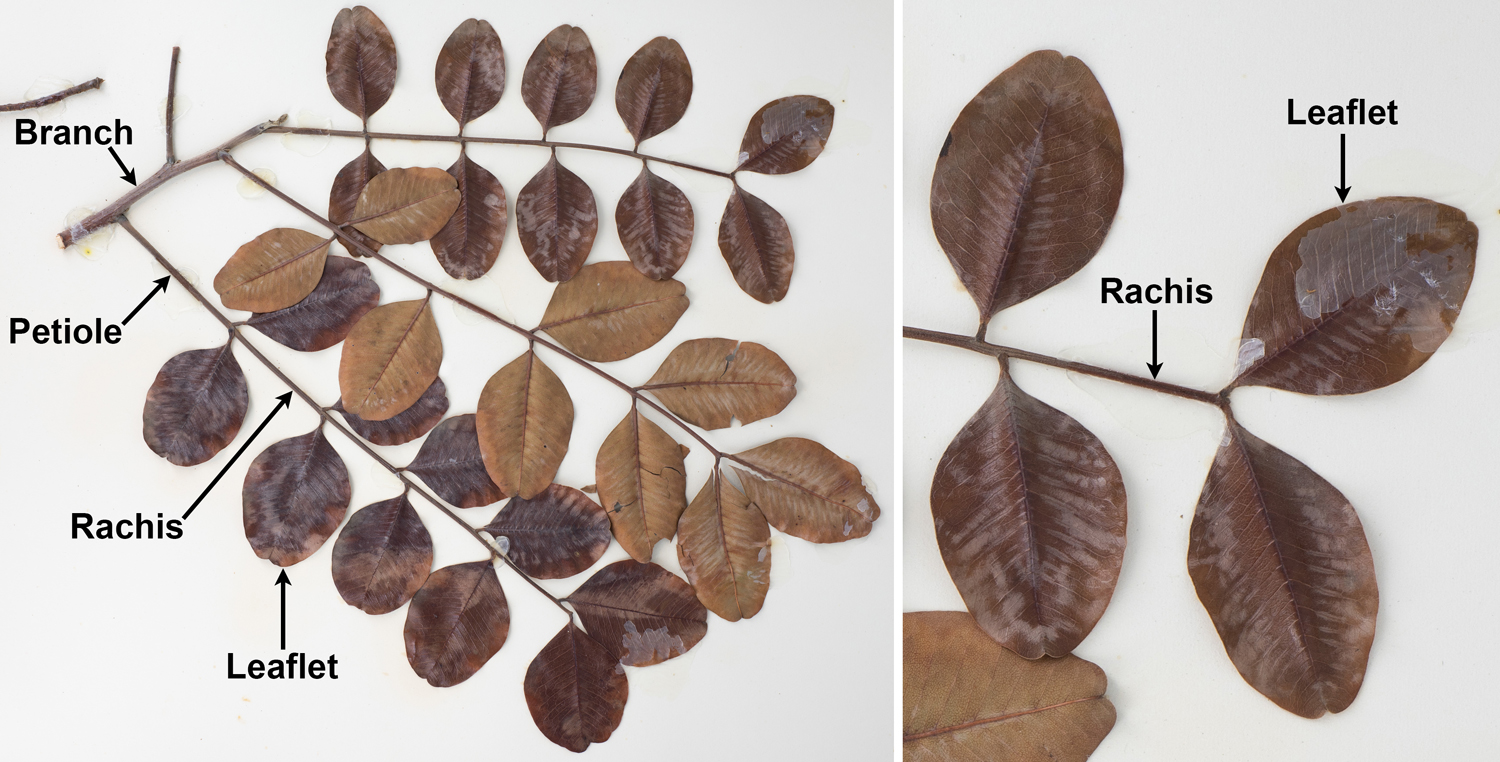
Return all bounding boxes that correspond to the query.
[280,110,333,157]
[237,168,278,199]
[25,76,74,119]
[64,207,112,260]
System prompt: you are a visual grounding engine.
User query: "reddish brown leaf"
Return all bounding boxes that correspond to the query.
[931,50,1124,324]
[329,149,387,256]
[735,95,834,175]
[642,338,796,430]
[536,260,688,362]
[730,437,879,543]
[404,560,510,687]
[242,428,352,567]
[566,559,707,667]
[516,155,598,282]
[595,406,688,562]
[325,6,397,120]
[522,25,597,135]
[1230,197,1477,395]
[246,256,380,352]
[435,18,505,126]
[476,350,574,500]
[482,484,610,579]
[525,621,628,753]
[718,184,793,303]
[616,166,694,280]
[338,298,443,421]
[352,167,462,246]
[615,37,692,146]
[676,469,770,621]
[333,376,448,446]
[931,361,1127,659]
[1189,420,1378,718]
[406,414,506,508]
[214,229,331,313]
[430,153,507,280]
[142,343,248,467]
[331,495,433,615]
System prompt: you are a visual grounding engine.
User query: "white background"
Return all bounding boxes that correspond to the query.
[0,1,893,759]
[906,1,1500,759]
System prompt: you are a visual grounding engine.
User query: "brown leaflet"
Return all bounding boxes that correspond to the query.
[331,495,433,615]
[142,344,248,466]
[676,469,771,621]
[404,560,510,687]
[430,154,508,280]
[406,414,506,508]
[931,361,1126,659]
[525,621,628,753]
[435,18,505,126]
[718,184,793,303]
[329,149,388,256]
[213,229,331,313]
[904,611,1115,761]
[1230,197,1476,395]
[516,155,598,282]
[522,25,597,135]
[615,37,692,147]
[352,167,462,245]
[476,350,574,500]
[338,298,443,421]
[1189,420,1378,718]
[536,261,688,362]
[325,6,398,120]
[931,50,1124,325]
[333,376,448,446]
[482,484,611,579]
[642,338,796,430]
[735,95,834,175]
[595,406,688,562]
[729,438,879,543]
[246,256,379,352]
[243,428,352,567]
[616,166,694,280]
[566,559,707,667]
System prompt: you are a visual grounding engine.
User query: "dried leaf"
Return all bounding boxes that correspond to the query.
[718,185,793,303]
[931,50,1124,323]
[435,18,505,126]
[525,621,628,753]
[351,167,462,245]
[522,25,597,134]
[325,6,398,120]
[730,437,879,543]
[1189,420,1378,718]
[330,149,388,256]
[476,350,574,500]
[537,261,688,362]
[1230,197,1477,395]
[242,428,352,567]
[930,362,1127,658]
[516,155,598,282]
[482,484,610,579]
[676,470,770,621]
[406,414,506,508]
[333,376,448,446]
[642,338,796,430]
[566,559,707,667]
[338,298,443,421]
[616,166,694,280]
[615,37,692,146]
[904,611,1115,761]
[596,406,688,562]
[246,256,380,352]
[213,229,332,313]
[331,495,433,615]
[430,153,508,280]
[142,344,248,467]
[735,95,834,175]
[404,560,510,687]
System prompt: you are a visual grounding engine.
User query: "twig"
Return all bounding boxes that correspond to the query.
[165,48,180,165]
[0,77,103,112]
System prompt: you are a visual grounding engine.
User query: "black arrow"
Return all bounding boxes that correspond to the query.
[1335,133,1350,202]
[121,277,170,325]
[107,145,137,186]
[1147,309,1163,378]
[275,570,291,650]
[181,392,292,520]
